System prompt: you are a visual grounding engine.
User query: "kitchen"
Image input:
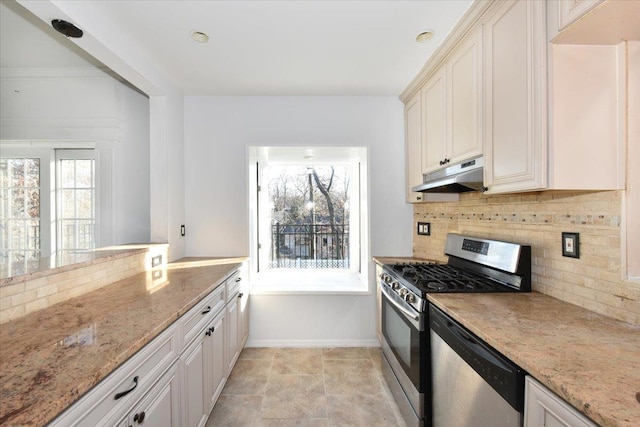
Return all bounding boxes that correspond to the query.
[0,0,639,426]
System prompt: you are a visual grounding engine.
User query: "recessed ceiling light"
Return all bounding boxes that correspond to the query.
[416,30,435,43]
[190,30,209,43]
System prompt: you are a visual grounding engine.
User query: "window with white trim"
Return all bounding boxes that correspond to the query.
[1,146,96,273]
[249,146,369,294]
[56,150,96,251]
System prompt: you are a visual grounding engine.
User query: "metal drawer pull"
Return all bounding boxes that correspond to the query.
[238,292,243,299]
[235,277,241,282]
[205,326,215,336]
[133,411,145,423]
[201,306,212,314]
[114,376,138,400]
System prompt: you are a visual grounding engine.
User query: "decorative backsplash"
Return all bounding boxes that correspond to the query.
[413,190,639,325]
[0,244,169,324]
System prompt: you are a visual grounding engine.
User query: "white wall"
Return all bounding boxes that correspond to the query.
[113,83,150,244]
[149,94,186,260]
[0,68,151,247]
[184,96,412,346]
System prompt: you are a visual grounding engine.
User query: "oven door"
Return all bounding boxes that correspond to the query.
[380,283,427,394]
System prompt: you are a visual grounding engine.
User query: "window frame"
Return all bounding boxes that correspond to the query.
[248,146,370,295]
[55,149,97,252]
[1,141,103,267]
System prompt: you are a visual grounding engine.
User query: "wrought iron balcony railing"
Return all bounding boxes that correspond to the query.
[270,223,349,269]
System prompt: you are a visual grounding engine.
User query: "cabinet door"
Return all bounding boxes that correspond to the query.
[557,0,604,31]
[180,335,207,427]
[404,91,424,202]
[126,364,180,427]
[525,376,596,427]
[447,29,483,164]
[238,264,250,347]
[239,291,249,347]
[422,67,447,174]
[226,297,240,374]
[484,0,547,194]
[205,311,226,411]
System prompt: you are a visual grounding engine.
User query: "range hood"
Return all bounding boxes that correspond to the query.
[412,156,485,193]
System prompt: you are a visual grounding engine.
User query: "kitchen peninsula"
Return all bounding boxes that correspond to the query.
[0,254,248,426]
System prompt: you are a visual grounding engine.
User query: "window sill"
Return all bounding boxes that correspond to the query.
[251,269,369,295]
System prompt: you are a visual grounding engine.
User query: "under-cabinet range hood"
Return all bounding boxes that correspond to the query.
[412,155,485,193]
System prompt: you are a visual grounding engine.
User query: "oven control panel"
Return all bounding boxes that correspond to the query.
[462,238,489,255]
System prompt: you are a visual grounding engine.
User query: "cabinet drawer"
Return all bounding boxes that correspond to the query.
[182,284,225,347]
[226,270,242,302]
[50,323,179,427]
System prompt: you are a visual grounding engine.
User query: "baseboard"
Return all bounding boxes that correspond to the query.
[245,338,381,348]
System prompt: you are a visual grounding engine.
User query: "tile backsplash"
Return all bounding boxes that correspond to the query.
[414,190,639,325]
[0,251,146,324]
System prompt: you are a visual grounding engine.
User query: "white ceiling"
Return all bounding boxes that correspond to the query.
[2,0,473,96]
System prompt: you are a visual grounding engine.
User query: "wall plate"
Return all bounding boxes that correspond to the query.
[562,232,579,258]
[417,222,431,236]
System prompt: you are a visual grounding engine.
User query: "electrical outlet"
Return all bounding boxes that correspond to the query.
[151,254,163,268]
[562,232,579,258]
[417,222,431,236]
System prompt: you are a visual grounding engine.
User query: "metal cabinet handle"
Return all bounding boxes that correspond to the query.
[238,292,244,299]
[114,376,138,400]
[235,277,241,282]
[205,326,215,336]
[133,411,146,424]
[201,306,212,315]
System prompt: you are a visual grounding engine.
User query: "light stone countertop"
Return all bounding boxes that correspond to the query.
[428,292,640,427]
[0,256,246,427]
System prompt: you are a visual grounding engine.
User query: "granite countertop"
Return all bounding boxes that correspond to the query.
[428,292,640,427]
[0,256,247,427]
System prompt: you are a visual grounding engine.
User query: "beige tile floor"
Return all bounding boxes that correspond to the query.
[206,347,408,427]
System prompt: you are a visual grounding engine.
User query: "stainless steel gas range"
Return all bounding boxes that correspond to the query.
[378,233,531,427]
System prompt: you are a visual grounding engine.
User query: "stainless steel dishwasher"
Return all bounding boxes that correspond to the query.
[429,305,526,427]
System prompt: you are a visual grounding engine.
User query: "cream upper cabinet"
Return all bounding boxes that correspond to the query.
[422,67,447,173]
[557,0,604,31]
[404,90,459,203]
[525,376,597,427]
[483,0,548,194]
[547,43,625,190]
[405,91,425,203]
[421,30,483,175]
[447,29,483,165]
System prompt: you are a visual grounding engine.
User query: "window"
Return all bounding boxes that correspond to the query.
[0,145,96,273]
[56,150,96,251]
[249,146,368,294]
[0,156,42,265]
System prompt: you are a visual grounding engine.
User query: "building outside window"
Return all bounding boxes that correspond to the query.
[250,146,368,294]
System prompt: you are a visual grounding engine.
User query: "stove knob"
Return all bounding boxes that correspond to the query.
[399,288,408,297]
[383,274,392,284]
[391,281,401,290]
[404,294,415,303]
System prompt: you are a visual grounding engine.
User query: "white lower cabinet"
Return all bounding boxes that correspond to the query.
[119,363,181,427]
[49,264,247,427]
[204,310,226,412]
[180,308,226,427]
[226,295,240,373]
[525,376,596,427]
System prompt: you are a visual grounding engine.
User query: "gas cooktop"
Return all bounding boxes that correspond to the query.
[386,263,515,294]
[380,234,531,309]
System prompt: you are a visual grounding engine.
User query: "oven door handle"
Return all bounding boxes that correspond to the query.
[380,285,420,322]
